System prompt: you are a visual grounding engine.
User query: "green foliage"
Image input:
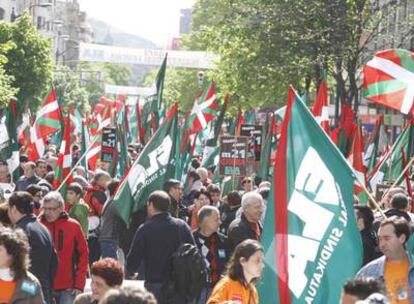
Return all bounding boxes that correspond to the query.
[76,62,132,107]
[0,66,18,108]
[53,65,90,114]
[0,13,53,111]
[0,35,18,108]
[144,66,204,111]
[103,63,132,86]
[164,0,414,113]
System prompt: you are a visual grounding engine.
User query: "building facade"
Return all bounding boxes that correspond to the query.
[0,0,94,67]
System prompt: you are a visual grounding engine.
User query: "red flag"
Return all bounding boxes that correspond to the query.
[27,88,62,160]
[236,107,245,135]
[136,99,145,145]
[348,124,366,198]
[363,49,414,114]
[54,116,73,189]
[311,77,329,133]
[186,82,218,135]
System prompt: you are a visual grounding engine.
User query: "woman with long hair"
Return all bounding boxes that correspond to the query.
[0,226,44,304]
[207,239,264,304]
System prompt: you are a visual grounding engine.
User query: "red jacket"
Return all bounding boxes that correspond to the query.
[41,212,89,291]
[83,184,107,216]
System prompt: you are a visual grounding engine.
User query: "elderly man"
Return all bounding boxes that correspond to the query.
[357,216,414,303]
[40,191,89,304]
[193,205,229,303]
[227,191,264,252]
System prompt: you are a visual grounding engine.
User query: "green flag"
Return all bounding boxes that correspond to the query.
[128,104,138,144]
[112,103,178,225]
[0,99,20,181]
[146,53,167,130]
[258,87,362,303]
[368,121,414,193]
[116,104,131,178]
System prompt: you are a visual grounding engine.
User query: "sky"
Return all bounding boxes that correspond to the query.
[78,0,195,47]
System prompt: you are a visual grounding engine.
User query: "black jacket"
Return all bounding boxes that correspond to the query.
[126,212,195,283]
[360,228,381,266]
[227,213,262,253]
[193,230,230,286]
[219,204,240,235]
[15,214,57,301]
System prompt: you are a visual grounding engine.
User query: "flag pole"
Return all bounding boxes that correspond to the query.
[355,178,387,219]
[232,135,238,190]
[380,156,414,202]
[56,134,101,192]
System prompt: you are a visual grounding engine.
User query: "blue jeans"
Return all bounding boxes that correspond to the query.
[197,287,212,304]
[53,289,75,304]
[99,240,118,259]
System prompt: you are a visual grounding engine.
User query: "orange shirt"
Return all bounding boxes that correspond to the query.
[384,259,410,304]
[207,276,259,304]
[0,279,17,303]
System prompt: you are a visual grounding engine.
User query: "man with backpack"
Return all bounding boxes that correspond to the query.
[126,190,200,304]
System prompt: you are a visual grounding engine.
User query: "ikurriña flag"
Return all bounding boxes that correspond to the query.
[363,49,414,114]
[258,87,362,304]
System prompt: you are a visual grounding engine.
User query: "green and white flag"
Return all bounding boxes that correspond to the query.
[364,115,388,175]
[0,99,20,181]
[258,87,362,304]
[112,103,178,225]
[145,53,167,131]
[368,121,414,193]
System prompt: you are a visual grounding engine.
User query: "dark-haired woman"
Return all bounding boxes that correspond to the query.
[74,258,124,304]
[0,227,44,304]
[207,239,264,304]
[190,188,212,230]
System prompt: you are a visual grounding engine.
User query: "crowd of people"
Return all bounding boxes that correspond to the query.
[0,143,414,304]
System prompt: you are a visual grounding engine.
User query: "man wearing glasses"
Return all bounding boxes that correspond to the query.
[40,191,89,304]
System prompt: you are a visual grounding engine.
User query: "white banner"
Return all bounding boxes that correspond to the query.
[79,43,218,69]
[105,84,153,96]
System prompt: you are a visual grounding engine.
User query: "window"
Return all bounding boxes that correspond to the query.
[0,8,5,20]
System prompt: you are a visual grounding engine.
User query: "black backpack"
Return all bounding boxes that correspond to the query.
[162,226,207,303]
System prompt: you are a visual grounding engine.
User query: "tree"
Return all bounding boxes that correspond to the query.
[0,13,53,112]
[53,65,90,114]
[175,0,414,115]
[143,66,205,111]
[76,62,133,107]
[0,40,18,108]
